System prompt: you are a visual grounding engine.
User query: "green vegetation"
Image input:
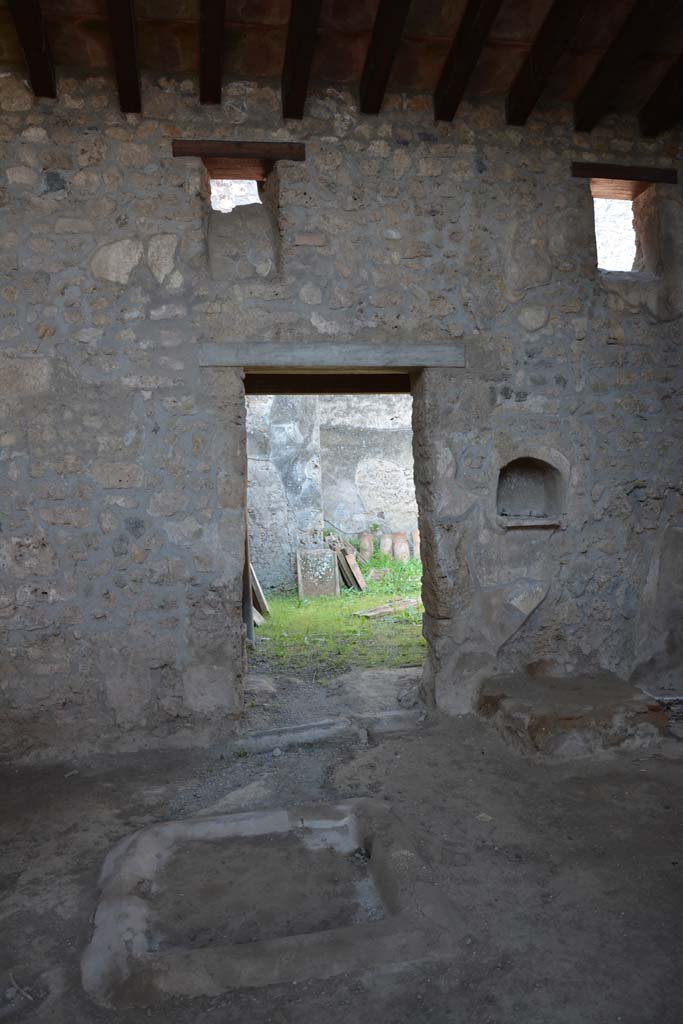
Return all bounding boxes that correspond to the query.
[251,555,425,679]
[360,552,422,596]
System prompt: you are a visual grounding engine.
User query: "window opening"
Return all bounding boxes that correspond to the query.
[593,197,637,271]
[571,162,677,275]
[210,178,262,213]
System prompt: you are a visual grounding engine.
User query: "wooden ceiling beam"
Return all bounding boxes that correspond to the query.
[359,0,413,115]
[281,0,322,120]
[200,0,225,104]
[7,0,56,98]
[106,0,141,113]
[505,0,591,126]
[639,53,683,137]
[434,0,505,122]
[574,0,679,132]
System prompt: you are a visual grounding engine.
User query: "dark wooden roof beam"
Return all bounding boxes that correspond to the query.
[281,0,322,120]
[434,0,505,122]
[360,0,413,115]
[7,0,56,98]
[574,0,680,132]
[639,53,683,137]
[571,161,677,184]
[506,0,591,126]
[200,0,225,104]
[106,0,141,113]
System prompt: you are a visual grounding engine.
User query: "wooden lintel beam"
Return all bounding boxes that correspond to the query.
[172,140,306,162]
[359,0,413,115]
[434,0,505,122]
[571,162,677,186]
[244,373,413,395]
[200,0,225,104]
[574,0,680,132]
[7,0,55,98]
[639,53,683,137]
[106,0,141,113]
[281,0,322,119]
[505,0,591,126]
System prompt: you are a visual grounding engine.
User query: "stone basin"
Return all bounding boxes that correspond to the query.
[82,799,451,1007]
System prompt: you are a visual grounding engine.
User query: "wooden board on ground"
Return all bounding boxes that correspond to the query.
[252,608,265,626]
[354,598,419,618]
[250,563,270,617]
[334,545,366,591]
[336,548,356,589]
[342,547,367,591]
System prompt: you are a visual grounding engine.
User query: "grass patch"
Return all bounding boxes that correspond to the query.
[251,557,425,679]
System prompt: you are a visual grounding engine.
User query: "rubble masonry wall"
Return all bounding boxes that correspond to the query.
[0,73,681,756]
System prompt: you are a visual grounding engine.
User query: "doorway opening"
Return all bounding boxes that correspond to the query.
[242,372,425,720]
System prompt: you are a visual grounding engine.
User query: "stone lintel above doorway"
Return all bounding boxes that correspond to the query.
[198,341,466,372]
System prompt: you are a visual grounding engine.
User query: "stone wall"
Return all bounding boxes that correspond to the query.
[319,394,417,538]
[247,394,417,590]
[0,71,681,759]
[247,394,324,590]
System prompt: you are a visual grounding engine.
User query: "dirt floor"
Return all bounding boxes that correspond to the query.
[2,670,683,1024]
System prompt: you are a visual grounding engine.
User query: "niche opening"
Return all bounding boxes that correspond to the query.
[496,457,564,528]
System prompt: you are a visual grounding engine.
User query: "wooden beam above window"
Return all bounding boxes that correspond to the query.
[572,161,677,200]
[7,0,56,99]
[172,139,306,180]
[173,140,306,161]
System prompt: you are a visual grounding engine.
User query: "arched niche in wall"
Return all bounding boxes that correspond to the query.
[496,456,565,528]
